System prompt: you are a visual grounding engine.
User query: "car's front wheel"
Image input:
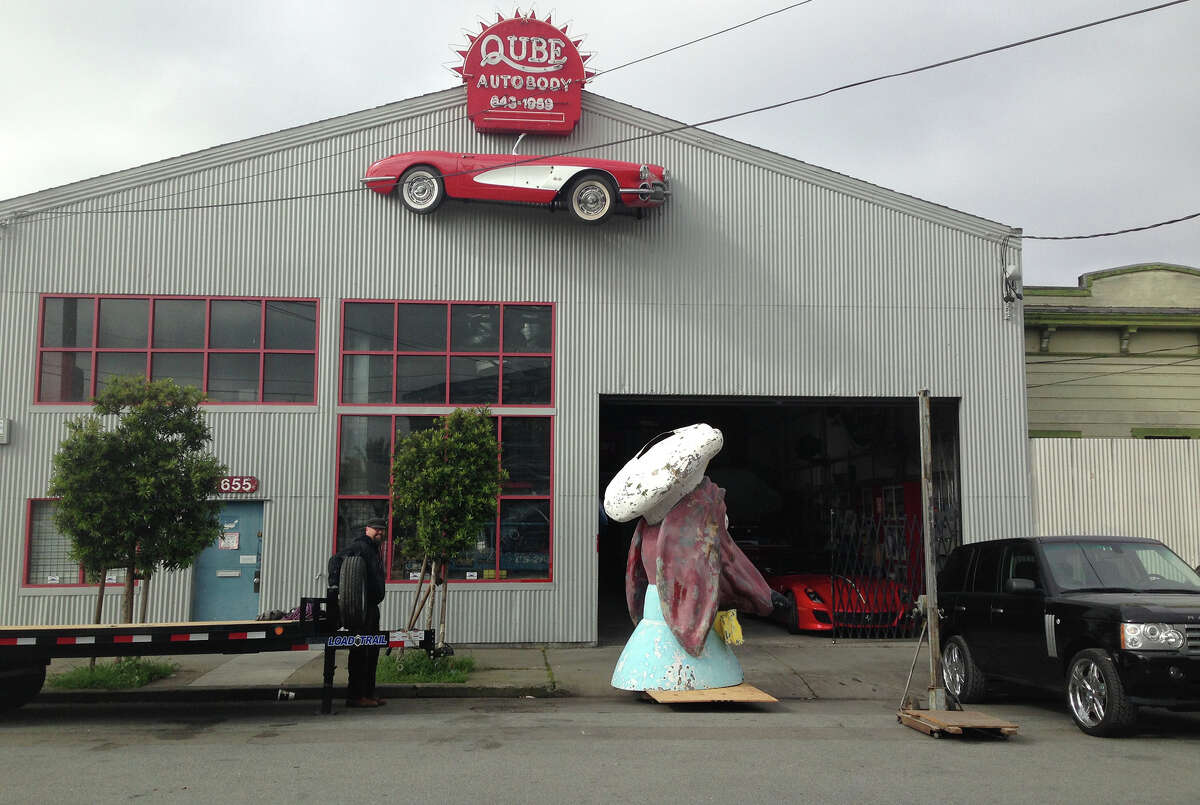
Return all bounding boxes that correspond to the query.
[1066,648,1137,737]
[398,165,445,214]
[784,591,801,634]
[566,174,617,224]
[942,635,987,704]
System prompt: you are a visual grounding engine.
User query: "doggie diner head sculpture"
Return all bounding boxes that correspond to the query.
[604,424,774,657]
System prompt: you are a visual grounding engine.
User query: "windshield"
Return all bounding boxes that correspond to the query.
[1040,541,1200,593]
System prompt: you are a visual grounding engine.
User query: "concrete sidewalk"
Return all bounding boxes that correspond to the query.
[38,619,931,705]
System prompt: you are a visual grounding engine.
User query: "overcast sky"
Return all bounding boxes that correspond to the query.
[3,0,1197,286]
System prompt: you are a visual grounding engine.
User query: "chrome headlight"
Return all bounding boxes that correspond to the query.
[1121,622,1184,651]
[804,588,823,604]
[639,164,651,181]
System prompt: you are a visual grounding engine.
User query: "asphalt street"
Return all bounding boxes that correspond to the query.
[3,697,1199,804]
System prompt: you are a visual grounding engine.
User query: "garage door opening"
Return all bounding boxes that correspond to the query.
[598,396,962,642]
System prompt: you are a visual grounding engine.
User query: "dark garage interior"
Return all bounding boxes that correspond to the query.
[597,395,962,641]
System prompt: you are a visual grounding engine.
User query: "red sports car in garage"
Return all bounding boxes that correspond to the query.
[361,149,670,224]
[765,570,913,634]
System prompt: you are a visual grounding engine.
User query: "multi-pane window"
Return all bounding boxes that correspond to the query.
[335,414,552,582]
[340,301,552,406]
[37,296,318,403]
[24,500,126,587]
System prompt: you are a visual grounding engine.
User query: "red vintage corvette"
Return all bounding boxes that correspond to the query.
[362,149,669,224]
[765,570,913,634]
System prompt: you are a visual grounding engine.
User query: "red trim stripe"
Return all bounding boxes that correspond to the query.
[114,635,133,643]
[229,632,248,640]
[170,633,190,642]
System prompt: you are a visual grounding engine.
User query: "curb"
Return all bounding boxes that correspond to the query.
[36,683,565,705]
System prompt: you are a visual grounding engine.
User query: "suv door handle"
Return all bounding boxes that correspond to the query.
[990,606,1005,614]
[954,605,967,612]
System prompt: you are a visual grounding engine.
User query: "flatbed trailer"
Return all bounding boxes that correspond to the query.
[0,592,431,714]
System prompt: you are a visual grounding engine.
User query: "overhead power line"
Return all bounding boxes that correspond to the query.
[1022,355,1200,391]
[1021,210,1200,240]
[9,0,1192,225]
[587,1,817,80]
[15,1,821,218]
[1028,342,1200,367]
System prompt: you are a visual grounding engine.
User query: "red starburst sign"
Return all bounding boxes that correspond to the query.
[453,10,594,135]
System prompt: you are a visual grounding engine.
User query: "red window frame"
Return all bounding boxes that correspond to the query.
[334,413,554,584]
[35,294,320,405]
[22,498,131,588]
[338,300,554,408]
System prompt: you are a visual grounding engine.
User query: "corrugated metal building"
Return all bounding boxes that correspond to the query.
[0,87,1031,641]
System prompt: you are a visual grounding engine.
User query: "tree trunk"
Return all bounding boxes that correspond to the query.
[122,564,136,624]
[139,572,152,623]
[90,572,106,671]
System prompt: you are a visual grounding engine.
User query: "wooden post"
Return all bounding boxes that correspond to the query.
[406,554,429,631]
[437,563,449,649]
[919,390,947,710]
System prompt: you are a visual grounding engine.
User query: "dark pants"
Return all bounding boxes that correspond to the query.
[347,605,381,700]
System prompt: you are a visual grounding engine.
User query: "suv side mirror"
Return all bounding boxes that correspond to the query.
[1006,578,1037,594]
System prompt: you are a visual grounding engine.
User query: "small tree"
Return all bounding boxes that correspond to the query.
[391,407,506,650]
[49,376,227,624]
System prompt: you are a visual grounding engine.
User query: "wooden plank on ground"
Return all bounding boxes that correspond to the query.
[898,708,1019,738]
[647,683,777,703]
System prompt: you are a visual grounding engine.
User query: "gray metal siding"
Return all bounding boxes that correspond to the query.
[0,87,1030,640]
[1030,438,1200,566]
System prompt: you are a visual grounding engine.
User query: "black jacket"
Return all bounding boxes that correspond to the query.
[328,534,387,607]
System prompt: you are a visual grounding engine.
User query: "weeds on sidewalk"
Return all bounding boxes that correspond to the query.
[376,651,476,683]
[48,658,178,690]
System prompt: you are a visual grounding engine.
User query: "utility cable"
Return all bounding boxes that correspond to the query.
[1028,342,1200,367]
[1020,210,1200,240]
[1027,354,1200,389]
[9,0,1192,223]
[586,1,817,80]
[13,2,820,218]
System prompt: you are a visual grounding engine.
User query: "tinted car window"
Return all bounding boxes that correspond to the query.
[1002,544,1041,592]
[938,547,972,593]
[1042,541,1200,592]
[971,544,1002,593]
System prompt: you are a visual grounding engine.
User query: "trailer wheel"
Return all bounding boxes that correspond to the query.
[0,665,46,711]
[339,555,369,631]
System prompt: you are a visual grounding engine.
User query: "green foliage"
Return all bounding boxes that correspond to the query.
[375,651,476,683]
[47,376,228,620]
[48,657,178,690]
[390,407,506,562]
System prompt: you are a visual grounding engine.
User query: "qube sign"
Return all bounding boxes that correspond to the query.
[454,11,592,135]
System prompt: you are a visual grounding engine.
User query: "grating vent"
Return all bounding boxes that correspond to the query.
[1185,625,1200,656]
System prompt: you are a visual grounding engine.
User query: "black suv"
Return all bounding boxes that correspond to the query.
[937,536,1200,736]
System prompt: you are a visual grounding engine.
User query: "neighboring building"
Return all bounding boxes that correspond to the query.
[0,85,1030,640]
[1025,264,1200,439]
[1025,264,1200,565]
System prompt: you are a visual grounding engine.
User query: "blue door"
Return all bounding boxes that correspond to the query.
[191,502,263,621]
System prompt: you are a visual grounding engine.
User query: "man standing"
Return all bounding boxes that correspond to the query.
[329,517,388,708]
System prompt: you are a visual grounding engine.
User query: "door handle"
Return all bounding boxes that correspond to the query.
[954,605,967,612]
[990,606,1005,615]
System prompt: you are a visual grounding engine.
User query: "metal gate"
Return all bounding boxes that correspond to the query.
[826,421,962,639]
